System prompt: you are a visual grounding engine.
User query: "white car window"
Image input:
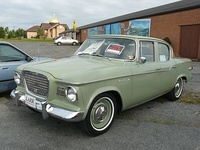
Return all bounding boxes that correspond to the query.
[158,43,170,61]
[139,41,155,62]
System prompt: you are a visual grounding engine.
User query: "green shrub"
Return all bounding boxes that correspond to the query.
[163,37,171,45]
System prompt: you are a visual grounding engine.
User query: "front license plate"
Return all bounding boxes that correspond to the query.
[25,94,36,108]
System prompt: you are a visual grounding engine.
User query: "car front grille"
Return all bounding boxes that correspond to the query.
[23,71,49,97]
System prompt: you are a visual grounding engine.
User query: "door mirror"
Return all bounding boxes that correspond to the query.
[27,56,33,62]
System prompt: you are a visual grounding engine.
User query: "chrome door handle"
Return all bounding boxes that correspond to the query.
[1,67,9,70]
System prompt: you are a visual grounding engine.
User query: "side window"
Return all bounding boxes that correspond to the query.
[139,41,154,62]
[158,43,170,61]
[119,40,136,60]
[0,44,26,62]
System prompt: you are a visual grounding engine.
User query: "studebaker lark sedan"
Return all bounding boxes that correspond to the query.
[11,35,192,136]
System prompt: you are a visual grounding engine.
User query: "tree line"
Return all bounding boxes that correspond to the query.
[0,26,26,39]
[0,26,46,39]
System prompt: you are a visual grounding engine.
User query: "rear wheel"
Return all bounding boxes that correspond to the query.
[166,78,184,101]
[82,93,116,136]
[57,42,61,46]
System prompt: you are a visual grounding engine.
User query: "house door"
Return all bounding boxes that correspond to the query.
[180,25,200,59]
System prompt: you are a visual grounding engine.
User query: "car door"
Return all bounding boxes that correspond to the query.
[0,44,29,82]
[128,41,161,106]
[60,36,67,44]
[157,42,177,92]
[66,37,73,44]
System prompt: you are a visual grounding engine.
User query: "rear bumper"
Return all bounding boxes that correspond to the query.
[10,90,84,122]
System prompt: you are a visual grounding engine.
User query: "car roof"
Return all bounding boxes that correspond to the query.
[0,41,11,44]
[88,34,163,41]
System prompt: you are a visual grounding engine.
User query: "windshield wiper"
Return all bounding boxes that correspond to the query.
[91,52,112,61]
[91,52,103,57]
[78,52,91,55]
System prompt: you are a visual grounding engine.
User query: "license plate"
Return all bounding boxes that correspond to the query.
[25,94,36,108]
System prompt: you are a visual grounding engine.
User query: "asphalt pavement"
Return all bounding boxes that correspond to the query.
[0,42,200,150]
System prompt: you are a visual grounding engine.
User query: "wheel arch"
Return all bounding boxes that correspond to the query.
[103,91,122,113]
[177,74,187,82]
[84,88,123,118]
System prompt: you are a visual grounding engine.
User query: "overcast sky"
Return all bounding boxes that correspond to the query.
[0,0,180,30]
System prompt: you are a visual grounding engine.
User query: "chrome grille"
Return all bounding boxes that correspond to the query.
[23,71,49,97]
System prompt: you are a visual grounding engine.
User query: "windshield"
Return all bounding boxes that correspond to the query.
[75,38,136,60]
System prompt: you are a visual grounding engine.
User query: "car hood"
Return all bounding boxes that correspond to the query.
[21,56,132,84]
[32,56,52,62]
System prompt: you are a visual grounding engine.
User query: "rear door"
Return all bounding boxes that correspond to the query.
[66,37,73,44]
[157,42,177,92]
[60,36,67,44]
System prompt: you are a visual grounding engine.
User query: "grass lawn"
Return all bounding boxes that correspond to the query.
[0,38,54,42]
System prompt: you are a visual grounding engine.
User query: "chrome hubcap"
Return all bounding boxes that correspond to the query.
[90,96,115,131]
[94,105,107,123]
[175,78,183,98]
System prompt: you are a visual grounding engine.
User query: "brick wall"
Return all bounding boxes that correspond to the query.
[150,8,200,56]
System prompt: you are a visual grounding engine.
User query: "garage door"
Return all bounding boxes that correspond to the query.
[180,25,200,59]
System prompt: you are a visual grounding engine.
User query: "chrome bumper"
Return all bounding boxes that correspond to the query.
[10,90,84,122]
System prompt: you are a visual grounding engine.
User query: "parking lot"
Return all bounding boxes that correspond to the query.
[1,42,200,150]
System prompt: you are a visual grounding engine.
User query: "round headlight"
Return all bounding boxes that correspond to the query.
[14,73,21,84]
[65,87,77,102]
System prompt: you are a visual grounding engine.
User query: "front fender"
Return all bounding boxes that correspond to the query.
[82,85,121,118]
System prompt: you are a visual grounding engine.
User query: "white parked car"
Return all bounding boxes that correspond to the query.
[54,36,78,46]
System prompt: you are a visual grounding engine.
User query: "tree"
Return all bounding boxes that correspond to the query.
[15,28,25,38]
[0,27,5,38]
[7,30,16,39]
[37,28,44,38]
[5,27,9,35]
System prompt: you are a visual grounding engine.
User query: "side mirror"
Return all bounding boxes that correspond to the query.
[139,56,146,64]
[27,56,33,62]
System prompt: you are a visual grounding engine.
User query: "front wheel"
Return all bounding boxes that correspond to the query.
[81,93,116,136]
[166,78,184,101]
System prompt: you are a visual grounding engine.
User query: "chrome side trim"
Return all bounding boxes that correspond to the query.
[56,70,161,85]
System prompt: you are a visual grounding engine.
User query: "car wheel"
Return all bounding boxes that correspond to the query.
[166,78,184,101]
[72,42,76,46]
[82,93,116,136]
[57,42,61,46]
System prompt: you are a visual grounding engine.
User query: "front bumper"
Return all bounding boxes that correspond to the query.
[10,90,84,122]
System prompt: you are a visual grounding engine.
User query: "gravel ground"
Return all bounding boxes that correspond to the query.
[184,62,200,93]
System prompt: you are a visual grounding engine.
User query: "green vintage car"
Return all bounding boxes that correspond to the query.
[11,35,192,136]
